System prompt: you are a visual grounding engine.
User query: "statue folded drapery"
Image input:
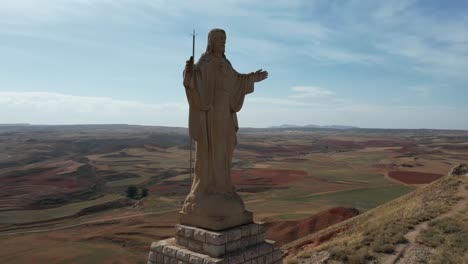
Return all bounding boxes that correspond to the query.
[180,29,268,230]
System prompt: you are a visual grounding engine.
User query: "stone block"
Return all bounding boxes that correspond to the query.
[240,237,249,249]
[163,246,177,258]
[226,240,240,253]
[171,258,178,264]
[148,251,158,262]
[189,255,203,264]
[176,225,185,236]
[151,241,167,253]
[157,254,164,263]
[188,239,203,251]
[227,228,242,242]
[257,256,265,264]
[206,232,226,245]
[250,224,259,235]
[265,253,273,264]
[272,251,282,261]
[243,247,261,261]
[176,249,191,262]
[257,223,266,233]
[177,237,189,247]
[203,258,224,264]
[185,227,194,239]
[258,243,273,256]
[203,243,225,257]
[163,256,170,264]
[248,235,257,247]
[226,254,244,264]
[194,229,206,242]
[241,225,251,237]
[256,233,266,244]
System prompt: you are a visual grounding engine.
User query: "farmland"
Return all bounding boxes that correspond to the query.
[0,124,467,263]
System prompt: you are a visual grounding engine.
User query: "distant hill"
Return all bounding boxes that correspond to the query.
[268,124,359,130]
[284,164,468,264]
[0,123,30,127]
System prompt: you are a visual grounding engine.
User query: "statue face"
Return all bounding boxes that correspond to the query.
[212,32,226,54]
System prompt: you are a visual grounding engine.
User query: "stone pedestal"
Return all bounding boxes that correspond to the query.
[147,223,283,264]
[179,210,253,231]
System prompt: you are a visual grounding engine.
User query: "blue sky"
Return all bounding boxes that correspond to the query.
[1,0,467,129]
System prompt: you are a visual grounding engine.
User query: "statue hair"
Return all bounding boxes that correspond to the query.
[206,28,226,57]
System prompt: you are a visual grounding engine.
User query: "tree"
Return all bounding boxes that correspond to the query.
[126,186,138,199]
[141,188,149,198]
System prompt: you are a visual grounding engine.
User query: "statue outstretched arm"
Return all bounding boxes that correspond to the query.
[182,56,211,111]
[252,69,268,82]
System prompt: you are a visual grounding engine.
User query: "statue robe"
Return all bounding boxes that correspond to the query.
[182,52,255,217]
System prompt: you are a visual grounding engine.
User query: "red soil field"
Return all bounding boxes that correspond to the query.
[237,144,310,155]
[11,161,87,190]
[42,160,83,175]
[0,160,93,211]
[231,168,307,186]
[388,171,444,184]
[264,207,359,246]
[322,139,399,149]
[149,168,306,194]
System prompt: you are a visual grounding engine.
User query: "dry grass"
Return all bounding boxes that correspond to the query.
[416,198,468,263]
[284,173,463,263]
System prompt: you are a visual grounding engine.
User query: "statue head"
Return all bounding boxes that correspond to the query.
[206,28,226,57]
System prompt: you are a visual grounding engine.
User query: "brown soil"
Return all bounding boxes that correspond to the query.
[264,207,359,246]
[0,160,94,211]
[321,139,399,150]
[388,171,443,184]
[149,182,190,195]
[149,168,306,194]
[231,168,307,186]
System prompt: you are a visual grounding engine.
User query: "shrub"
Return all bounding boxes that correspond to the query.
[126,186,138,199]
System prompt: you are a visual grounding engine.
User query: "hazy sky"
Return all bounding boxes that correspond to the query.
[1,0,467,129]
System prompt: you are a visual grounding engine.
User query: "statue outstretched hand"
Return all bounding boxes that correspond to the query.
[253,69,268,82]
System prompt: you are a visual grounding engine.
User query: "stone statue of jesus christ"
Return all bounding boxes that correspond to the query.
[181,28,268,230]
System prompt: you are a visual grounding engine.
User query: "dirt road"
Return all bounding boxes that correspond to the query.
[0,198,266,236]
[384,175,468,264]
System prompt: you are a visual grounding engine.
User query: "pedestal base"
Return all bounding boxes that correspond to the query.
[179,210,253,231]
[147,223,283,264]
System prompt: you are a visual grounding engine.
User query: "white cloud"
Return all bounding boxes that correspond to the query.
[247,97,309,106]
[1,91,467,130]
[409,86,431,97]
[367,2,468,80]
[289,86,335,99]
[0,92,187,126]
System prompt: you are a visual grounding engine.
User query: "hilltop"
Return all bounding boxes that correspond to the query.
[284,164,468,264]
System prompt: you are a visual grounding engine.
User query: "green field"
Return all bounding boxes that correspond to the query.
[0,194,123,224]
[284,185,414,212]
